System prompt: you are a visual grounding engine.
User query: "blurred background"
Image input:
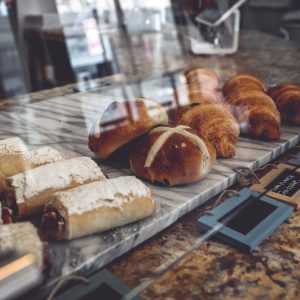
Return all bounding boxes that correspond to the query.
[0,0,300,100]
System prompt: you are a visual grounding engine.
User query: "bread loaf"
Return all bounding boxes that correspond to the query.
[89,98,168,160]
[268,83,300,125]
[129,125,216,186]
[4,157,105,218]
[42,176,154,240]
[171,104,240,158]
[223,74,281,140]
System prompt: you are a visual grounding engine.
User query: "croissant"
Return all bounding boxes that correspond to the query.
[185,67,220,91]
[223,74,281,140]
[171,103,240,158]
[223,73,266,96]
[129,125,216,186]
[175,84,222,107]
[267,83,300,125]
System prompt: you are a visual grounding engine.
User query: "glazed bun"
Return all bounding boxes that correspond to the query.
[129,125,216,186]
[89,98,168,159]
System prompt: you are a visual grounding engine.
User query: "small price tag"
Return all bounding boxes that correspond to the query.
[251,163,300,209]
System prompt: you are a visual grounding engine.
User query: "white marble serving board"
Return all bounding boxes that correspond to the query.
[0,92,299,287]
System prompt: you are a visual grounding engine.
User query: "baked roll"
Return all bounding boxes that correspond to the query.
[185,67,220,91]
[222,73,266,96]
[89,98,168,160]
[0,139,64,196]
[3,157,105,218]
[129,125,216,186]
[176,84,223,106]
[25,147,64,168]
[42,176,154,240]
[223,73,281,140]
[0,137,29,176]
[267,83,300,125]
[224,88,281,140]
[0,222,49,270]
[171,104,240,158]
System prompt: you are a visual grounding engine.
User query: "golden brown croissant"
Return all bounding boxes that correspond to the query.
[185,67,220,91]
[182,67,224,106]
[175,84,222,107]
[223,73,266,96]
[170,103,240,158]
[268,83,300,125]
[129,125,216,186]
[223,75,281,140]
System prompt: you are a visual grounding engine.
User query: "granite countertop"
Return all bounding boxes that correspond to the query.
[108,146,300,300]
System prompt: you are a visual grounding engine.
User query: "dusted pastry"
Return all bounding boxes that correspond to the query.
[0,222,49,270]
[0,138,64,196]
[0,137,29,184]
[129,125,216,186]
[89,98,168,160]
[42,176,154,240]
[3,157,105,218]
[268,83,300,125]
[25,147,64,168]
[171,104,240,158]
[223,73,281,140]
[222,73,266,96]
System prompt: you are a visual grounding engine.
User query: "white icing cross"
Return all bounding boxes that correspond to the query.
[144,125,210,168]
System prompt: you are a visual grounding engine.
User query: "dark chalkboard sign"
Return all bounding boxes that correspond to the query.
[266,169,300,197]
[219,196,277,235]
[251,164,300,209]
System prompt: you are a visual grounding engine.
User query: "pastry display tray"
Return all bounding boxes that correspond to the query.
[0,90,299,288]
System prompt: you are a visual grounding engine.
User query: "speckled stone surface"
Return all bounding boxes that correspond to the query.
[108,147,300,300]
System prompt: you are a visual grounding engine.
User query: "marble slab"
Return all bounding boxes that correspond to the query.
[0,89,299,290]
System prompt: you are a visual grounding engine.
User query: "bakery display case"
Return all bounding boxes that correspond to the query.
[0,0,300,299]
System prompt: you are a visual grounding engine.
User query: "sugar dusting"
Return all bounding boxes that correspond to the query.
[55,176,152,215]
[0,137,27,158]
[26,147,64,167]
[7,157,105,204]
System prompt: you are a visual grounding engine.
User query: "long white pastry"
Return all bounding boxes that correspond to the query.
[0,138,64,196]
[0,137,29,176]
[42,176,154,240]
[25,147,64,167]
[4,157,105,218]
[0,222,47,270]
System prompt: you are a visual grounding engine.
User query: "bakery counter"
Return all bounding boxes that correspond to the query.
[0,30,299,299]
